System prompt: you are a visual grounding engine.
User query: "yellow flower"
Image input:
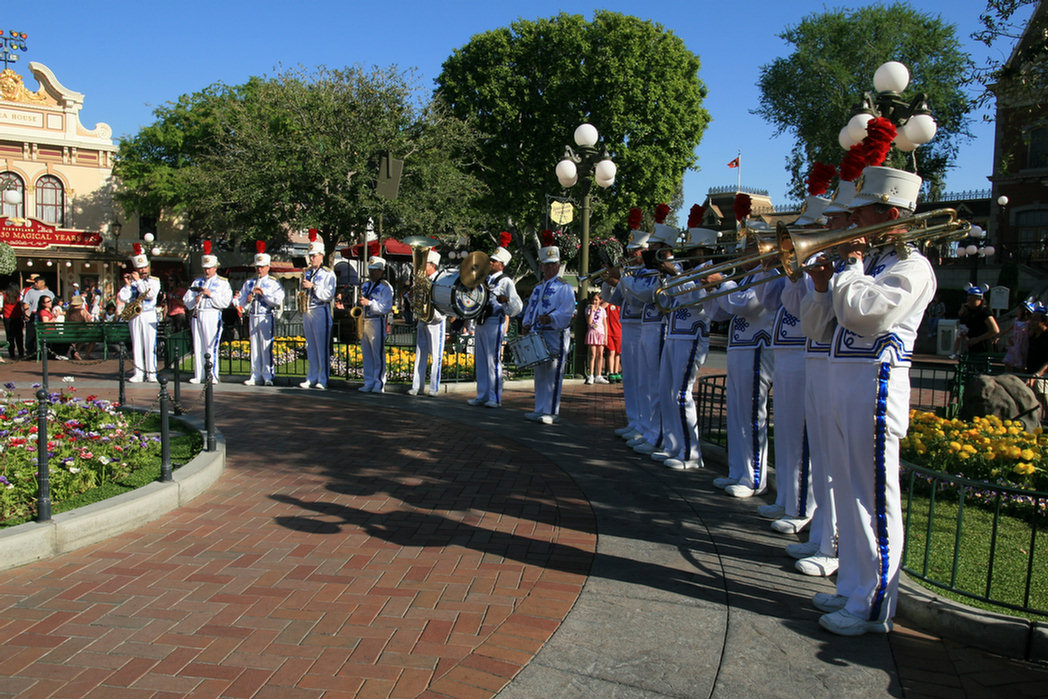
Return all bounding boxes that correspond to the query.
[1014,462,1037,477]
[1021,448,1037,461]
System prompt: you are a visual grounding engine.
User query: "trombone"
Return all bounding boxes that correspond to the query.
[655,208,970,312]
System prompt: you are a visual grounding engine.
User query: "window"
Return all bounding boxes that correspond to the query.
[0,172,24,219]
[1017,209,1048,247]
[1028,126,1048,170]
[35,175,64,225]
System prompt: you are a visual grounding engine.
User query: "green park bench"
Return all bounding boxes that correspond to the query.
[36,322,132,361]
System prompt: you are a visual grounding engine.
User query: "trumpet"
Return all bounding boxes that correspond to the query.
[656,230,782,299]
[655,208,970,312]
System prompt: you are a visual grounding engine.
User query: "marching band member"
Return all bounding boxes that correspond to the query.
[300,230,337,390]
[237,242,285,386]
[611,209,654,442]
[522,232,575,425]
[469,232,523,407]
[708,194,775,498]
[787,179,856,578]
[358,255,394,393]
[118,243,162,383]
[802,164,936,636]
[183,241,232,384]
[410,249,446,397]
[654,210,715,470]
[626,204,676,455]
[754,173,833,532]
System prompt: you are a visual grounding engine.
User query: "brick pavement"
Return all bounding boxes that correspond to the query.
[1,357,1048,697]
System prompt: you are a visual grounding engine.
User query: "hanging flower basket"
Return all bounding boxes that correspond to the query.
[0,241,15,276]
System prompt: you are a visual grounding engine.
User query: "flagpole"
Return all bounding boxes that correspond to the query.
[736,150,742,191]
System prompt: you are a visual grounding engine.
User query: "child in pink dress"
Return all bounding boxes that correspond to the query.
[584,291,608,384]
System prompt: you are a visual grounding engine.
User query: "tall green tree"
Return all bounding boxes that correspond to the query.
[114,66,484,250]
[435,10,710,246]
[754,3,971,200]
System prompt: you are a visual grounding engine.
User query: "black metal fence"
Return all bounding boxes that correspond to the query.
[697,360,1048,618]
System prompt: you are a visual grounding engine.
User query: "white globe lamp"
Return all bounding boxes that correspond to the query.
[573,123,599,148]
[902,113,937,145]
[846,113,874,143]
[874,61,910,93]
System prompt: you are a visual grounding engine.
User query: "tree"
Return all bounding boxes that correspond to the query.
[435,11,710,252]
[114,66,485,252]
[754,3,972,200]
[971,0,1046,111]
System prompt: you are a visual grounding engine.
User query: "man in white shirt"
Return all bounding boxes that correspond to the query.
[184,241,232,384]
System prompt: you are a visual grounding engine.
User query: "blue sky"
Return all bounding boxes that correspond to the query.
[4,0,1022,215]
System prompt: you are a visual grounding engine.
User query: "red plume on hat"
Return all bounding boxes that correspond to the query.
[733,193,752,223]
[839,143,866,182]
[256,240,266,254]
[540,229,556,247]
[654,203,670,224]
[133,243,143,256]
[499,231,512,248]
[687,204,706,229]
[628,207,643,230]
[806,162,836,196]
[203,240,212,255]
[308,228,318,243]
[862,116,896,167]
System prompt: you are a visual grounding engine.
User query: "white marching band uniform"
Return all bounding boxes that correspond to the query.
[302,266,337,388]
[237,275,285,384]
[412,270,447,396]
[708,271,775,494]
[183,274,232,383]
[359,276,394,392]
[757,270,813,522]
[118,275,162,382]
[474,270,523,406]
[522,274,575,419]
[656,276,710,469]
[802,241,935,629]
[619,269,662,447]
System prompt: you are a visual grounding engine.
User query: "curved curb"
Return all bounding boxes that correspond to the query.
[897,573,1048,662]
[0,413,224,573]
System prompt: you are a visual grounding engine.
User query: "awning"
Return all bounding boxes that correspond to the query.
[341,238,413,260]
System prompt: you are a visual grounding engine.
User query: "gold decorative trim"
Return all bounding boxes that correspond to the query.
[0,69,47,104]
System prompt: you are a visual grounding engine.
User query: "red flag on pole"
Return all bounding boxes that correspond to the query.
[727,157,740,168]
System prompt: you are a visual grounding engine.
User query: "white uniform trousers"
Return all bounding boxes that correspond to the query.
[619,320,642,431]
[412,320,446,394]
[474,318,505,404]
[805,353,837,557]
[533,328,570,416]
[191,309,223,382]
[129,313,158,381]
[360,316,386,391]
[825,359,909,624]
[247,313,276,382]
[658,336,708,462]
[637,321,664,446]
[772,348,813,517]
[304,305,332,387]
[726,346,773,490]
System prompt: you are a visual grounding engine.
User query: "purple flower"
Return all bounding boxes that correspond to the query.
[3,383,14,390]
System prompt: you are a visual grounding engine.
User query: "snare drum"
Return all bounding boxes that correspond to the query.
[431,270,488,319]
[507,333,553,368]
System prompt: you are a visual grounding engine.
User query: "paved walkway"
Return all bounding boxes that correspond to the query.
[0,357,1046,698]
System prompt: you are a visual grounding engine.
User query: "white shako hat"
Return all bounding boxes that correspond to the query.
[823,180,857,215]
[795,195,831,226]
[368,255,386,270]
[649,203,678,246]
[130,243,149,269]
[253,240,271,267]
[426,250,441,266]
[683,227,718,248]
[307,228,325,256]
[627,207,649,249]
[538,229,560,264]
[849,166,922,211]
[201,240,219,269]
[491,230,513,265]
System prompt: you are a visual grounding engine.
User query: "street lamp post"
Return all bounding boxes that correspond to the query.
[554,123,616,280]
[838,61,938,160]
[110,217,122,253]
[956,224,995,285]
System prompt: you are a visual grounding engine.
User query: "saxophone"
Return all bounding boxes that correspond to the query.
[119,297,142,321]
[409,241,434,323]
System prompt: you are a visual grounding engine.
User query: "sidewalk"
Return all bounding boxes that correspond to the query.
[0,357,1045,698]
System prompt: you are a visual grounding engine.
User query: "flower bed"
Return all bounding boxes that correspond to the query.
[0,380,164,522]
[902,410,1046,493]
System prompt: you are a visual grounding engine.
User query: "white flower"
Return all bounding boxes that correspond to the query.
[97,456,110,465]
[69,467,80,474]
[4,483,12,490]
[62,376,75,384]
